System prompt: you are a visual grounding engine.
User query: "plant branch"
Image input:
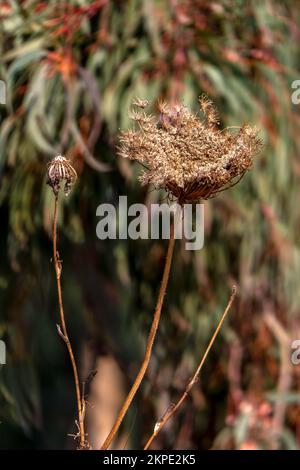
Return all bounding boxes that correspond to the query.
[143,285,237,450]
[52,196,87,449]
[100,214,178,450]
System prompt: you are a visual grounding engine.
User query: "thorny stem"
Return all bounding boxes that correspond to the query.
[52,196,87,449]
[143,286,237,450]
[100,212,178,450]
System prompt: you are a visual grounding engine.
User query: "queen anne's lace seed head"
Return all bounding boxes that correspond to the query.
[119,97,262,203]
[47,155,77,196]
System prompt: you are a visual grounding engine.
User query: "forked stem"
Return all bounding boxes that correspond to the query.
[52,196,87,449]
[101,215,177,450]
[143,286,237,450]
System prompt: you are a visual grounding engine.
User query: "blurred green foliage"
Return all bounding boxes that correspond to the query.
[0,0,300,450]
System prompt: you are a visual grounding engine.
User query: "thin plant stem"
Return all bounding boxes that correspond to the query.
[143,286,237,450]
[52,196,86,449]
[101,212,178,450]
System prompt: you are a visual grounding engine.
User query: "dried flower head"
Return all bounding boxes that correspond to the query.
[119,97,262,203]
[47,155,77,196]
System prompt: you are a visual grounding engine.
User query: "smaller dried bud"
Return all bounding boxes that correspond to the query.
[47,155,77,196]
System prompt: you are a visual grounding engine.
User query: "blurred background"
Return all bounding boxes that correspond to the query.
[0,0,300,450]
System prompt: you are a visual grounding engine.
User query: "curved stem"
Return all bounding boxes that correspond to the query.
[101,216,177,450]
[143,286,237,450]
[52,196,86,449]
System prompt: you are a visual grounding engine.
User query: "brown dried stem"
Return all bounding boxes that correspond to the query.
[143,286,237,450]
[52,196,87,449]
[101,214,178,450]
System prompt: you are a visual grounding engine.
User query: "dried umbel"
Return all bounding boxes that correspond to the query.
[119,97,262,203]
[47,155,77,196]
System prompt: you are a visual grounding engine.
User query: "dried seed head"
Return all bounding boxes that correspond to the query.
[47,155,77,196]
[119,97,262,203]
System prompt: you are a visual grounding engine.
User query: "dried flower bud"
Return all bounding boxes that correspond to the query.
[47,155,77,196]
[119,97,262,203]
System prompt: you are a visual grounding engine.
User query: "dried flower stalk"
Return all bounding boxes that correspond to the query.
[101,97,261,449]
[144,286,237,450]
[101,212,178,450]
[47,156,89,450]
